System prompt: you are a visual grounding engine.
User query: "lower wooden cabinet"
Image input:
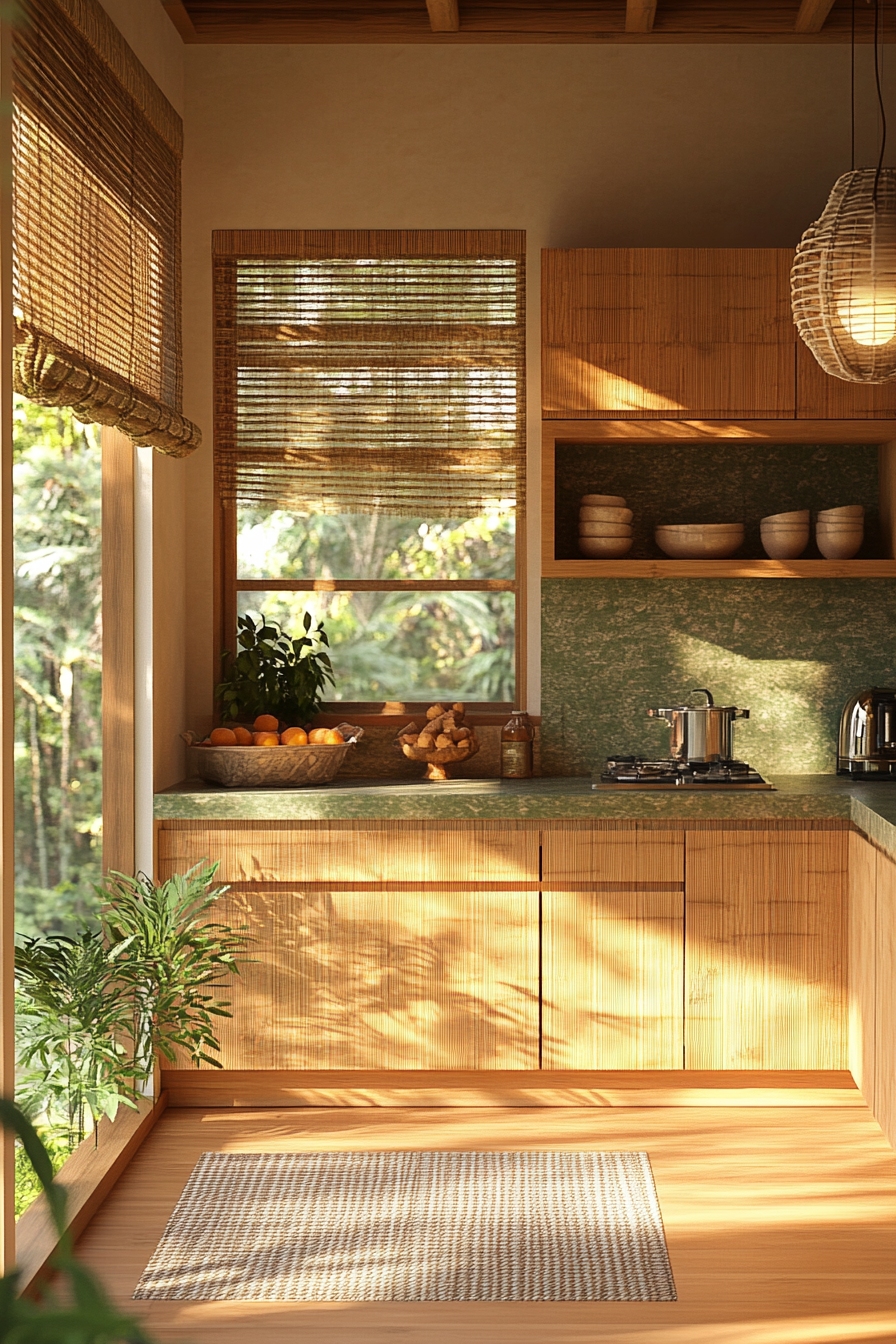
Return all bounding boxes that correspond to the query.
[541,890,683,1069]
[205,886,539,1071]
[685,830,848,1069]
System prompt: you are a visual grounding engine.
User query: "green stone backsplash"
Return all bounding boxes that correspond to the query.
[554,442,880,560]
[540,578,896,776]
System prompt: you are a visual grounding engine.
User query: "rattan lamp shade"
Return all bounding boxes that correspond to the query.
[791,168,896,384]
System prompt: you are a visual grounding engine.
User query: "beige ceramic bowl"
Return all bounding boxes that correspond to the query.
[816,521,863,560]
[581,493,626,507]
[818,505,864,520]
[760,524,809,559]
[655,523,744,559]
[579,535,633,558]
[761,509,810,525]
[580,505,633,523]
[578,521,632,537]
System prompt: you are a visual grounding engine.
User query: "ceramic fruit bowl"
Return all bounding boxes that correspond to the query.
[182,725,364,788]
[394,703,480,780]
[655,523,744,559]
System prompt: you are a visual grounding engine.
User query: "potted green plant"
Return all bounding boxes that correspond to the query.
[1,1098,153,1343]
[215,611,335,726]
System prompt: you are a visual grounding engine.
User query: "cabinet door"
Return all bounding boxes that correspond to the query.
[685,831,847,1069]
[198,886,539,1071]
[542,248,795,419]
[796,341,896,419]
[875,850,896,1148]
[542,889,683,1069]
[541,828,684,886]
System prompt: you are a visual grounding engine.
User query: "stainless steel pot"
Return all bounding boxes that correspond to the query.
[647,688,750,763]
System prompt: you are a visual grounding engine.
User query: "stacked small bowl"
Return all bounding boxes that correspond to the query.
[760,509,809,559]
[816,505,864,559]
[578,493,633,558]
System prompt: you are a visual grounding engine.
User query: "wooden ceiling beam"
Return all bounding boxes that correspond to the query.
[426,0,460,32]
[626,0,658,33]
[794,0,837,34]
[161,0,198,41]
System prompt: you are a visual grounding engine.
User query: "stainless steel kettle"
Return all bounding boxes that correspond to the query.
[647,688,750,763]
[838,688,896,776]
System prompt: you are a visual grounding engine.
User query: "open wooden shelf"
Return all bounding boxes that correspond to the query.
[541,420,896,580]
[543,558,896,579]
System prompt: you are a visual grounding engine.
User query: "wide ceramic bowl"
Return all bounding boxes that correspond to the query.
[655,523,744,559]
[181,725,364,788]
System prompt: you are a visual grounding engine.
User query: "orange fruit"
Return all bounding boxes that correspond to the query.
[307,728,329,743]
[253,731,280,747]
[253,713,279,732]
[210,727,237,746]
[324,728,345,744]
[232,725,253,745]
[280,726,308,746]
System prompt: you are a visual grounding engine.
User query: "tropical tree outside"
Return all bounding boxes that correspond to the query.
[13,396,103,938]
[236,507,516,703]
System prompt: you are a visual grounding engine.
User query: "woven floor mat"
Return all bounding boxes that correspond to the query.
[134,1149,676,1302]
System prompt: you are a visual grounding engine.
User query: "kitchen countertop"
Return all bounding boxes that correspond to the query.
[155,773,896,861]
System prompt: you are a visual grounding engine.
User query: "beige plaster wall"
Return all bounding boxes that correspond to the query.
[179,40,883,738]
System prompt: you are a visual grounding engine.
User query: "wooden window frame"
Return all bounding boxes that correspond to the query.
[212,239,527,718]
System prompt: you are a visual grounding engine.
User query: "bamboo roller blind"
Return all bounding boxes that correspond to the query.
[213,230,525,515]
[12,0,201,457]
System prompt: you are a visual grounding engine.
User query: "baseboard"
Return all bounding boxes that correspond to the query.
[160,1069,862,1109]
[15,1090,168,1294]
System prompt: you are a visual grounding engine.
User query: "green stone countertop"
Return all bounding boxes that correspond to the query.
[155,774,896,861]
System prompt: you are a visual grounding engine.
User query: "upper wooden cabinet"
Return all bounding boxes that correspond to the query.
[542,247,896,421]
[542,248,795,419]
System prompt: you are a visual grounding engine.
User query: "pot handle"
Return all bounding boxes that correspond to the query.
[689,688,714,706]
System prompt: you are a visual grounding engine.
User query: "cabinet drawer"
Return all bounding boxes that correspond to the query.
[157,823,540,885]
[541,829,684,886]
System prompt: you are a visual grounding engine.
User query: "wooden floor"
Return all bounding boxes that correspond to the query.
[75,1102,896,1344]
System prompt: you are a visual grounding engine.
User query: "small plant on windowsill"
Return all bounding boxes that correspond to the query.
[216,611,335,726]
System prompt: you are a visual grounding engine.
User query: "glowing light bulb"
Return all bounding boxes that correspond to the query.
[836,283,896,347]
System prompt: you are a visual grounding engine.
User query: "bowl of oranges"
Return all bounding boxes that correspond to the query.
[182,715,363,788]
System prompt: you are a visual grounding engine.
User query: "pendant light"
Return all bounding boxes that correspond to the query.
[791,0,896,383]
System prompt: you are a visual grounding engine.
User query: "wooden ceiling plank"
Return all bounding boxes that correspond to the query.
[161,0,198,41]
[794,0,837,34]
[626,0,657,31]
[426,0,460,31]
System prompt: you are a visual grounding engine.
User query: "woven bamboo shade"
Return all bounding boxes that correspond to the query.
[12,0,201,456]
[792,168,896,384]
[213,230,525,516]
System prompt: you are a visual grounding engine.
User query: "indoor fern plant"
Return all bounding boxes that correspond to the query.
[216,611,335,725]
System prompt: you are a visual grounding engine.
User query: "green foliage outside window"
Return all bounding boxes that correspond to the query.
[237,508,516,702]
[13,397,103,938]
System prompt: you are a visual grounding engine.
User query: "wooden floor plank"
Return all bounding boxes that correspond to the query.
[73,1102,896,1343]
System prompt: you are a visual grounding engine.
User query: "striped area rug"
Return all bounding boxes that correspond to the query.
[134,1150,676,1302]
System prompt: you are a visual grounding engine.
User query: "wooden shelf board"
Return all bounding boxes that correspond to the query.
[542,418,896,444]
[543,558,896,578]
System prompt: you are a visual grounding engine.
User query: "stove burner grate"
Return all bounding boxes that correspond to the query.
[595,757,774,790]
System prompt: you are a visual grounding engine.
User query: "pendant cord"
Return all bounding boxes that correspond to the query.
[874,0,887,200]
[852,0,856,170]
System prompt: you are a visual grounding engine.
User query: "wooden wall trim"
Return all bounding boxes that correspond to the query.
[101,428,135,875]
[160,1068,861,1109]
[14,1092,168,1293]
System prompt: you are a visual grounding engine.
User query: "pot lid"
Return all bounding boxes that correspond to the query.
[647,688,747,714]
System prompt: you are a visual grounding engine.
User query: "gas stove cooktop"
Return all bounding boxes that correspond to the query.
[594,757,775,790]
